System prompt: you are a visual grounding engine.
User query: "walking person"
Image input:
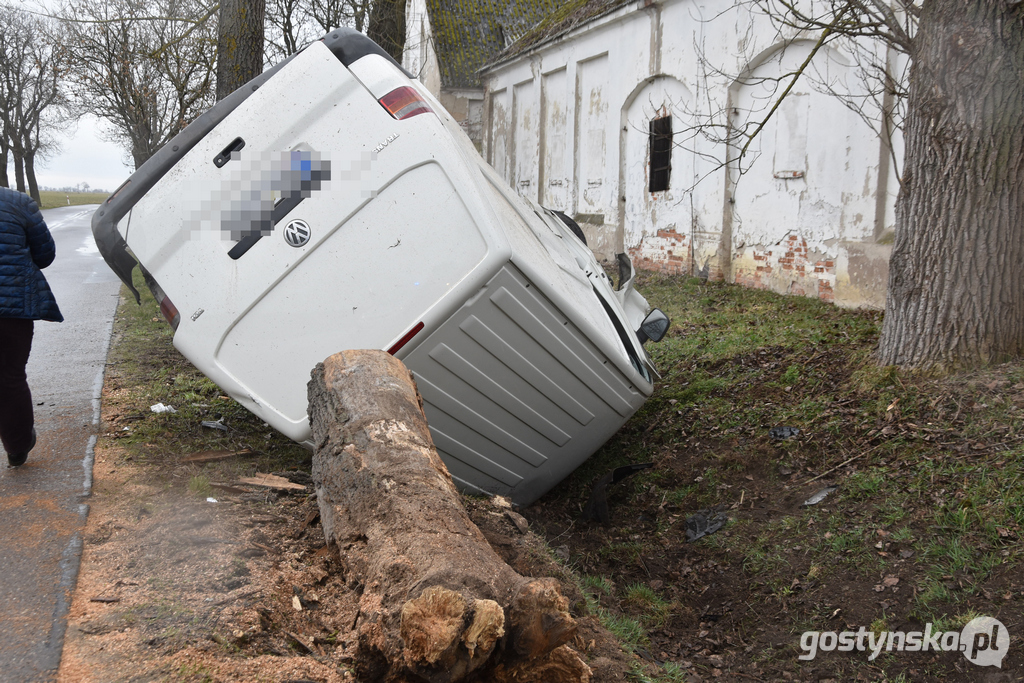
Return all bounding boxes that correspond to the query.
[0,187,63,467]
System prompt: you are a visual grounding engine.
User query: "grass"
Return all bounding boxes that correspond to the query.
[102,269,310,480]
[38,190,110,209]
[531,271,1024,679]
[102,266,1024,681]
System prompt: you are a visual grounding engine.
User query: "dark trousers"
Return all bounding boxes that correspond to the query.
[0,318,34,455]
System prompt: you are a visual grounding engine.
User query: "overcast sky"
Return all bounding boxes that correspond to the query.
[6,1,133,194]
[9,114,134,194]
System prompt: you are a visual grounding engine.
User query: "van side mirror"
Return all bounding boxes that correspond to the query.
[636,308,670,344]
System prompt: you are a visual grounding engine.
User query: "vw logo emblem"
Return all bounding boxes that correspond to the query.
[283,219,311,247]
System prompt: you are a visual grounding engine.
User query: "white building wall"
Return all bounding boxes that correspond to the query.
[481,0,898,308]
[403,0,442,96]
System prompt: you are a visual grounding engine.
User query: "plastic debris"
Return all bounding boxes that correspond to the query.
[769,426,800,440]
[206,497,218,503]
[581,462,654,523]
[801,486,838,507]
[201,419,228,431]
[150,403,177,414]
[685,508,729,542]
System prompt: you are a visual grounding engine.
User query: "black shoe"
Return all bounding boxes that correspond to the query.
[7,428,36,467]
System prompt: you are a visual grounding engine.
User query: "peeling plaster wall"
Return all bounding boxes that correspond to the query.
[480,0,899,309]
[439,88,485,150]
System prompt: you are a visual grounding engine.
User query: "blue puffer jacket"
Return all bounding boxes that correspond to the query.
[0,187,63,322]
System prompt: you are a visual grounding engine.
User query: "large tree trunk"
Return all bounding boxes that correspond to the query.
[308,350,590,683]
[216,0,266,101]
[878,0,1024,368]
[0,142,9,188]
[24,150,39,204]
[367,0,406,63]
[12,149,25,194]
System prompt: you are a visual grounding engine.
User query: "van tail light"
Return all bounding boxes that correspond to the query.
[388,321,424,355]
[379,87,432,120]
[159,296,180,330]
[140,267,181,331]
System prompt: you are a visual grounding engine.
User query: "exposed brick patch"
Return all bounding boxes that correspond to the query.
[818,278,834,302]
[731,234,837,304]
[630,228,692,275]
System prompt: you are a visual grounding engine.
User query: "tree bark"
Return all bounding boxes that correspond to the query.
[367,0,406,63]
[308,350,590,683]
[24,149,39,204]
[216,0,266,101]
[12,148,25,194]
[878,0,1024,368]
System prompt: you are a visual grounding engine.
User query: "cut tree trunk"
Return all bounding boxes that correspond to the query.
[878,0,1024,368]
[308,350,590,683]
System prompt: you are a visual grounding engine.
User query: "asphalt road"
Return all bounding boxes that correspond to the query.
[0,204,121,681]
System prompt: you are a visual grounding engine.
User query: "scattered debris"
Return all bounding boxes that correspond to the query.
[874,575,900,592]
[88,596,120,604]
[581,462,654,523]
[685,508,729,542]
[505,510,530,534]
[285,631,314,654]
[769,426,800,440]
[150,403,177,414]
[801,487,838,507]
[201,419,228,431]
[292,595,303,611]
[183,448,253,463]
[206,497,218,503]
[293,509,321,539]
[237,473,306,491]
[211,483,250,495]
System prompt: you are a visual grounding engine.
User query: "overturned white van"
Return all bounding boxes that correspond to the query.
[93,30,669,505]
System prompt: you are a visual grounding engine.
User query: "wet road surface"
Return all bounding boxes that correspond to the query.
[0,205,121,681]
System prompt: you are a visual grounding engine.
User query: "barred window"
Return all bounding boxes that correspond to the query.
[649,115,672,193]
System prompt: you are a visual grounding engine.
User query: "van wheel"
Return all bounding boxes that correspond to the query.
[551,210,587,246]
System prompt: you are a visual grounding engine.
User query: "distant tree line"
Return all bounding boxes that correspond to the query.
[0,4,65,204]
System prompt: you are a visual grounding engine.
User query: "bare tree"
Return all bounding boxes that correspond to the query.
[366,0,404,62]
[264,0,309,61]
[0,4,67,202]
[56,0,217,169]
[264,0,372,62]
[685,0,1022,370]
[310,0,371,34]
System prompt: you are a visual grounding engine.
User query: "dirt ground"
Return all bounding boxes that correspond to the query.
[59,277,1024,683]
[58,441,635,683]
[60,413,1024,683]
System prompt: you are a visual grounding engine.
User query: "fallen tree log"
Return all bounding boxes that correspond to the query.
[308,350,590,683]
